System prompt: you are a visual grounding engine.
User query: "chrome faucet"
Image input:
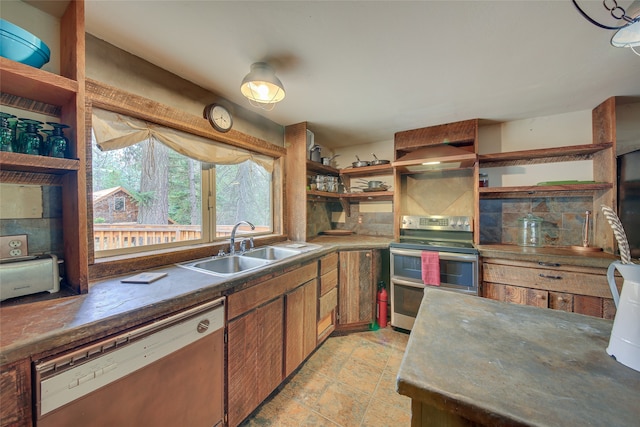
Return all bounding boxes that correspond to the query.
[229,221,255,255]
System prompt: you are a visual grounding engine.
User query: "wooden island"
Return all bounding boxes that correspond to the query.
[397,288,640,427]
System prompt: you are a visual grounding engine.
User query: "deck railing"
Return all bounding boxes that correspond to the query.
[93,224,269,250]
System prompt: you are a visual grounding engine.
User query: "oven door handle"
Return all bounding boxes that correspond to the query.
[391,277,427,289]
[391,248,478,262]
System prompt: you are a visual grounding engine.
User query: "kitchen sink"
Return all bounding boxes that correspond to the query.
[184,255,270,276]
[241,246,301,261]
[178,244,316,277]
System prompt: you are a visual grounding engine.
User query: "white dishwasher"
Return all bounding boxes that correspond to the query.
[34,297,225,427]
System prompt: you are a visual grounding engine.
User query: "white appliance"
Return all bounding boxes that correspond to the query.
[34,297,225,426]
[607,261,640,372]
[0,255,60,301]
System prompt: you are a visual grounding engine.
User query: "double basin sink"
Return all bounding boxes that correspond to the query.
[178,245,310,277]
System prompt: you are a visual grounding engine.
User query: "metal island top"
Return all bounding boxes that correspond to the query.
[397,288,640,427]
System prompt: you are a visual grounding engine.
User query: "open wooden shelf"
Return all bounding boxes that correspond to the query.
[0,57,78,107]
[478,142,613,167]
[306,160,339,175]
[339,163,393,177]
[479,183,613,198]
[340,190,394,200]
[0,151,80,174]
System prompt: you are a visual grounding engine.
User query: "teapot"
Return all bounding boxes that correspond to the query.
[606,261,640,372]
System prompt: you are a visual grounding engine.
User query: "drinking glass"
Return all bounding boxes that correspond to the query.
[17,118,44,155]
[0,112,16,152]
[46,122,70,158]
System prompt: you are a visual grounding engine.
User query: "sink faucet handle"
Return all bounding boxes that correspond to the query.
[249,237,254,249]
[240,239,247,253]
[217,249,226,257]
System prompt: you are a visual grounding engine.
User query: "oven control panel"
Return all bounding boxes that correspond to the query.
[400,215,472,231]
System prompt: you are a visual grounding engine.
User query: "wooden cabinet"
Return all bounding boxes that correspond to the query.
[0,358,31,427]
[284,279,317,377]
[226,262,317,427]
[317,253,338,343]
[337,250,380,330]
[482,258,618,319]
[0,0,88,294]
[227,297,283,427]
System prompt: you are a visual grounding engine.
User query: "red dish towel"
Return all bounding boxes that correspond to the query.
[421,251,440,286]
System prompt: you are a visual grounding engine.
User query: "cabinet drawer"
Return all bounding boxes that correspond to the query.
[319,253,338,276]
[319,269,338,296]
[482,261,610,298]
[319,287,338,319]
[228,262,317,320]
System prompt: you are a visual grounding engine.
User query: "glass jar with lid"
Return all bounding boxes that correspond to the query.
[518,213,543,247]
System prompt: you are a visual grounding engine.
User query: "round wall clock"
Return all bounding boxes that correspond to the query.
[205,103,233,133]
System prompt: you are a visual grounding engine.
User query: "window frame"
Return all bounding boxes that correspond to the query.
[85,80,287,280]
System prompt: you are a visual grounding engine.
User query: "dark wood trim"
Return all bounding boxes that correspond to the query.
[85,79,286,159]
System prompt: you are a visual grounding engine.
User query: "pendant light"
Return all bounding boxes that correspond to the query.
[240,62,286,110]
[611,1,640,53]
[573,0,640,56]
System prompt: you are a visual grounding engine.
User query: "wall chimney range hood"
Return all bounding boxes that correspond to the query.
[392,143,477,173]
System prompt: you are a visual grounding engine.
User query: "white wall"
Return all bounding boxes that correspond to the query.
[1,1,60,75]
[478,110,594,187]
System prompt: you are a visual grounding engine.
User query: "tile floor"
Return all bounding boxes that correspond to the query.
[240,327,411,427]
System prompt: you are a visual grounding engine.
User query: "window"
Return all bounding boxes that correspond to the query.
[91,108,274,257]
[113,196,125,212]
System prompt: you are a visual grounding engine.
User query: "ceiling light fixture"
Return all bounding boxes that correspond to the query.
[573,0,640,56]
[240,62,286,110]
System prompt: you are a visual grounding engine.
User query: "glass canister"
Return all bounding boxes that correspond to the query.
[518,213,543,247]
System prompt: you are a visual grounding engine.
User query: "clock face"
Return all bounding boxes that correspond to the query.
[207,104,232,132]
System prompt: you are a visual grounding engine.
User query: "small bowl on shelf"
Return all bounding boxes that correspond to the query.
[0,19,51,68]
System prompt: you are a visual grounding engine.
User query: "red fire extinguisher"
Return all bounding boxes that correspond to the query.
[377,281,388,328]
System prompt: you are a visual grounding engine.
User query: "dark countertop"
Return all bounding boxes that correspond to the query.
[477,244,619,269]
[0,236,620,366]
[0,237,393,366]
[397,288,640,427]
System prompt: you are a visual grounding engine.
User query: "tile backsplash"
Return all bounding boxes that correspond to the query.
[480,196,594,247]
[306,200,394,238]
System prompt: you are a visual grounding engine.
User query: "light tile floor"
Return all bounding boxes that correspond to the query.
[240,327,411,427]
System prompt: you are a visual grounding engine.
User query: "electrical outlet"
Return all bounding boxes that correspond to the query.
[0,235,28,259]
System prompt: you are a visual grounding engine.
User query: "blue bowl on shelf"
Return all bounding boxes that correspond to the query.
[0,19,50,68]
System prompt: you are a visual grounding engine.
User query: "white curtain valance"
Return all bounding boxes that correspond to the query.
[91,108,274,172]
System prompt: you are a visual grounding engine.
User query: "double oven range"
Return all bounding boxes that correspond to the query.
[390,215,479,331]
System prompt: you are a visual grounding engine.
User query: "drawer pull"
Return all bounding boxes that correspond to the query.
[538,262,561,267]
[539,274,562,280]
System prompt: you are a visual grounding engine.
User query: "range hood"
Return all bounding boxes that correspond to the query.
[392,143,477,173]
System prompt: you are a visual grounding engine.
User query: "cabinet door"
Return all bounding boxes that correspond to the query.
[227,309,258,427]
[338,250,378,329]
[285,279,317,377]
[0,358,31,427]
[227,297,283,427]
[549,292,573,312]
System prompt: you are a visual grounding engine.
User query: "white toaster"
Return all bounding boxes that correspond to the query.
[0,255,61,301]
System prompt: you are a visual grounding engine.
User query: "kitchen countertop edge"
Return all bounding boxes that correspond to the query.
[0,238,392,366]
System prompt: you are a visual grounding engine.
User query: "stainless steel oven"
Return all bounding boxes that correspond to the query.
[390,215,479,331]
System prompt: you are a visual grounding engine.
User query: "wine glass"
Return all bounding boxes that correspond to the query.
[47,122,70,158]
[0,112,17,152]
[17,118,44,155]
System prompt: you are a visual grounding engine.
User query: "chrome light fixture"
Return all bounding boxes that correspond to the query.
[240,62,286,110]
[573,0,640,56]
